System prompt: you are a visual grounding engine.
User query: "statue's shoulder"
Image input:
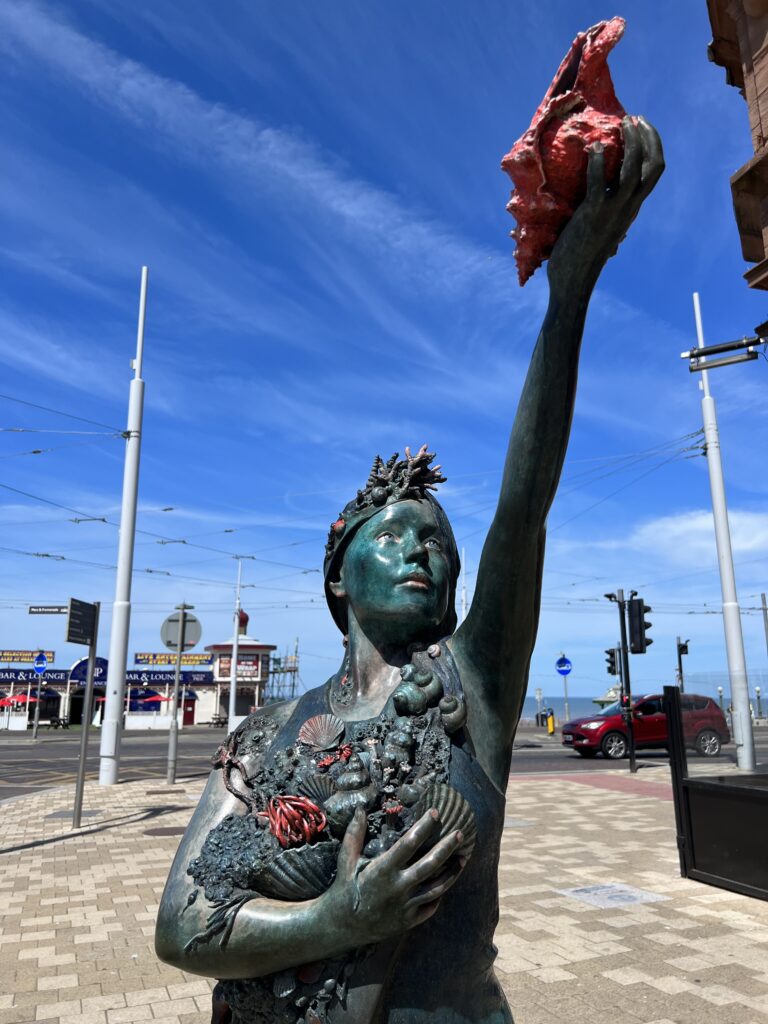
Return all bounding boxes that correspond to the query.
[230,697,299,756]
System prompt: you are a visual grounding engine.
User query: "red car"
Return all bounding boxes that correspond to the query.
[561,693,731,759]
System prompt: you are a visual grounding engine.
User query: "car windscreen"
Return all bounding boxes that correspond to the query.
[597,701,622,716]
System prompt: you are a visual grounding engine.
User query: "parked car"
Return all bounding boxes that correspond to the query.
[561,693,730,759]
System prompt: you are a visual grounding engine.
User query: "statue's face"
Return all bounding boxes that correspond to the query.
[331,499,451,642]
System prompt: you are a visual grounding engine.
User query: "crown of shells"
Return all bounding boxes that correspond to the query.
[325,445,446,558]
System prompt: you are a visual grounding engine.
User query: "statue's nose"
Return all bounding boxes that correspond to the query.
[403,534,428,564]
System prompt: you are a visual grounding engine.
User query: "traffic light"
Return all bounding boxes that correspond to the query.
[677,640,689,657]
[605,648,618,675]
[628,596,653,653]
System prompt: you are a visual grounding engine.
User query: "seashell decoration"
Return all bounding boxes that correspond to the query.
[439,694,467,734]
[298,773,336,805]
[334,753,370,792]
[324,756,378,834]
[252,839,340,901]
[298,713,345,751]
[392,681,428,716]
[413,783,477,860]
[272,970,296,999]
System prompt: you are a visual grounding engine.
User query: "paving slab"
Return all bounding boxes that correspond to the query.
[0,768,766,1023]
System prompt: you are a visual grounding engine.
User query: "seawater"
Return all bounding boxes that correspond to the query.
[520,696,606,724]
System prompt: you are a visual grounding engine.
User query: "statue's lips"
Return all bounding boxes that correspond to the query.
[398,573,432,590]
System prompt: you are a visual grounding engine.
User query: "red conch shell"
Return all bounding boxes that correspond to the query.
[501,17,628,285]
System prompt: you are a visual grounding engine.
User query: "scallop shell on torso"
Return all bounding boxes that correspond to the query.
[251,839,340,901]
[413,782,477,860]
[297,713,345,751]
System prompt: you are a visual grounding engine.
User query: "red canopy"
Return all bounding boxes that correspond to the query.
[0,694,37,705]
[142,694,171,703]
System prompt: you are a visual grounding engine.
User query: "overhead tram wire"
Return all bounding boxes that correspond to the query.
[0,438,122,460]
[0,393,122,432]
[0,543,323,595]
[0,480,318,571]
[455,436,704,545]
[550,447,702,532]
[0,428,120,435]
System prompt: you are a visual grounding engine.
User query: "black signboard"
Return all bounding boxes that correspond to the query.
[67,598,98,646]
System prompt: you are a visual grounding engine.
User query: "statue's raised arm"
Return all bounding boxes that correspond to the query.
[451,117,663,788]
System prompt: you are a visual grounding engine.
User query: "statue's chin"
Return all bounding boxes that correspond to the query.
[354,600,446,646]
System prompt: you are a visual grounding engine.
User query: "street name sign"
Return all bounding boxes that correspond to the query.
[28,605,68,615]
[67,598,98,646]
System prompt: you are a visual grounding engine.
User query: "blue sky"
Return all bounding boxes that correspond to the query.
[0,0,767,701]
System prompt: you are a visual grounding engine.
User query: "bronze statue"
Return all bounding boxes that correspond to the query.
[156,56,663,1024]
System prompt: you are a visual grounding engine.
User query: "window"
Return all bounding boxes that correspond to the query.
[635,698,663,715]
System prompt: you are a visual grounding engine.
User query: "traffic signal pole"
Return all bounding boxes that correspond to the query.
[615,590,637,774]
[676,637,687,693]
[692,294,755,771]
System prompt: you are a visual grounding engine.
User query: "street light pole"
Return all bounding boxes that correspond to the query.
[692,293,755,771]
[166,603,191,785]
[228,559,243,732]
[100,267,149,785]
[460,547,467,623]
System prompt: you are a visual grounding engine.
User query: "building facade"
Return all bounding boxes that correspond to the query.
[707,0,768,288]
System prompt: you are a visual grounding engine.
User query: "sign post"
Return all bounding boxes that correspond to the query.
[555,654,572,723]
[161,605,200,785]
[30,651,47,741]
[71,600,100,829]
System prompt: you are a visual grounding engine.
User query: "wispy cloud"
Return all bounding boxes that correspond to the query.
[0,0,525,311]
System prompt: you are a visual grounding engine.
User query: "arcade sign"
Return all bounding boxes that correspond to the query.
[0,650,55,663]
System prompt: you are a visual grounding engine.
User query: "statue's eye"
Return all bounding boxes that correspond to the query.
[377,531,397,542]
[425,537,441,550]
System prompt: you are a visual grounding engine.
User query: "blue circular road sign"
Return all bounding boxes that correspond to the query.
[33,651,47,675]
[555,656,572,676]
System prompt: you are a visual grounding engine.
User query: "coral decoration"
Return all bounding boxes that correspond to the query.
[317,743,354,769]
[266,795,327,848]
[501,17,628,285]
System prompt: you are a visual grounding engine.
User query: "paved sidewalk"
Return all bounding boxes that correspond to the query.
[0,766,766,1024]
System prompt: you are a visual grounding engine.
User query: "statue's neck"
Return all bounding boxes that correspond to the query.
[333,611,410,719]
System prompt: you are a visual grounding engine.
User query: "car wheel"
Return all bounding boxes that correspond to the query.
[601,732,628,759]
[576,748,598,758]
[695,729,721,757]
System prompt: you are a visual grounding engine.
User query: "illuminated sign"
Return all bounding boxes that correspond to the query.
[134,652,213,666]
[217,652,264,681]
[0,650,55,663]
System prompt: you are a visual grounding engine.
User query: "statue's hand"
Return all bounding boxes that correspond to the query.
[321,807,466,945]
[547,116,664,295]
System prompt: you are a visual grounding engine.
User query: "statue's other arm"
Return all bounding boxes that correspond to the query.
[156,774,464,980]
[451,119,663,785]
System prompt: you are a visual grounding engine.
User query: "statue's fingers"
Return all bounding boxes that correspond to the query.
[337,805,367,878]
[618,117,642,194]
[383,809,440,870]
[402,829,464,886]
[635,116,665,192]
[405,861,463,906]
[585,143,606,202]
